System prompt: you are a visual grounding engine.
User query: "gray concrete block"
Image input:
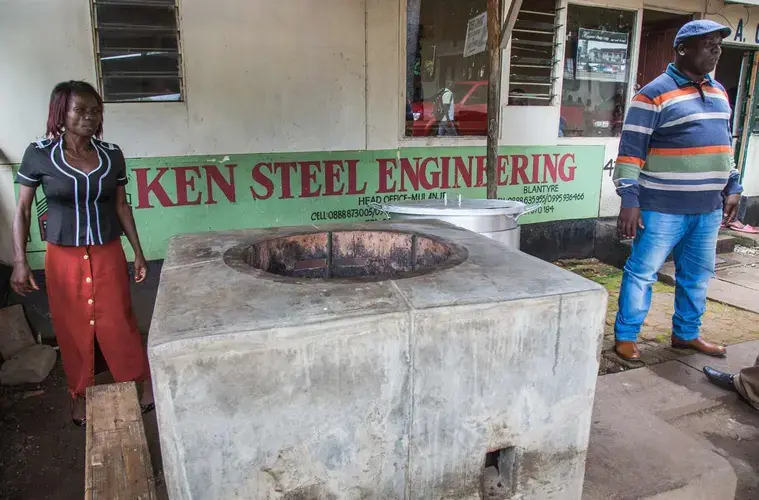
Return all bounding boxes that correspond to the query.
[595,361,736,421]
[0,344,57,385]
[583,391,737,500]
[150,220,608,500]
[677,339,759,374]
[0,304,36,360]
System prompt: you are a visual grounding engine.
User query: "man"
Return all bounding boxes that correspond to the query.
[704,361,759,411]
[434,81,457,136]
[612,20,744,362]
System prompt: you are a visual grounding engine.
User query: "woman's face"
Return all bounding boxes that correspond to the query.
[65,92,102,138]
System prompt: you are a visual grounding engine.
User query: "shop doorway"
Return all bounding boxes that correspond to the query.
[716,47,750,145]
[716,47,756,170]
[637,10,693,88]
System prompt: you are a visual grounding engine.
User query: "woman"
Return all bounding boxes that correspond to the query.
[10,81,154,426]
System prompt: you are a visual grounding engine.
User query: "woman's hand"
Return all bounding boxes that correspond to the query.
[10,261,39,296]
[133,255,148,283]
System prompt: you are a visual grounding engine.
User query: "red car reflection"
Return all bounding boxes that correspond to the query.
[410,81,488,137]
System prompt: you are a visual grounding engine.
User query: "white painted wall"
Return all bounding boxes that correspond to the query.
[742,136,759,197]
[0,0,757,264]
[0,0,368,263]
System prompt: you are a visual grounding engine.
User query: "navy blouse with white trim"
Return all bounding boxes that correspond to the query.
[15,136,128,247]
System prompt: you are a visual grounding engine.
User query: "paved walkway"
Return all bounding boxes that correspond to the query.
[585,340,759,499]
[659,245,759,315]
[557,254,759,375]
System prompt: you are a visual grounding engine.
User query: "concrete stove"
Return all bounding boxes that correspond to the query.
[149,220,606,500]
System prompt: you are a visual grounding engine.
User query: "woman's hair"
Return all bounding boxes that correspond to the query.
[46,81,104,139]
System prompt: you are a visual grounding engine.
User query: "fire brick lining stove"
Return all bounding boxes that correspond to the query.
[148,220,607,500]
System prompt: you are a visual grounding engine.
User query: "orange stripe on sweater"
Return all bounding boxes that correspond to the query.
[651,87,700,106]
[616,156,645,166]
[649,145,731,156]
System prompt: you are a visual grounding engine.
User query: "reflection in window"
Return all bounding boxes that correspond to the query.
[560,5,635,137]
[92,0,183,102]
[508,0,561,106]
[405,0,489,137]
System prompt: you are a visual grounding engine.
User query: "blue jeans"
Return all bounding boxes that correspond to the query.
[614,209,722,342]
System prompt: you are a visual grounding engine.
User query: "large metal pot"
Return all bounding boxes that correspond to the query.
[373,196,539,249]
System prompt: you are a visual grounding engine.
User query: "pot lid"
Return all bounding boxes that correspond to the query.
[379,197,527,216]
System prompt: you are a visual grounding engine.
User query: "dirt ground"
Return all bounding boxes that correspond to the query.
[0,353,166,500]
[556,259,759,375]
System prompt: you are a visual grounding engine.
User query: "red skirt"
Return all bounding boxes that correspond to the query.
[45,239,149,398]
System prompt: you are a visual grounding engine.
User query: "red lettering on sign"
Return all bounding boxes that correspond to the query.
[299,161,322,198]
[419,157,440,190]
[345,160,367,195]
[559,154,577,182]
[376,158,397,194]
[510,155,530,185]
[273,162,298,199]
[202,164,236,205]
[543,154,559,184]
[497,155,509,186]
[174,166,203,206]
[475,156,487,187]
[399,158,420,192]
[439,157,453,190]
[323,160,345,196]
[134,167,176,209]
[453,157,472,189]
[250,162,274,200]
[530,155,541,184]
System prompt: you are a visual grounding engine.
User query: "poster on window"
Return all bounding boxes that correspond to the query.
[463,12,488,58]
[576,29,628,83]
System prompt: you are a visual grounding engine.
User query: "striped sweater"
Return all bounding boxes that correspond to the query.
[613,63,743,214]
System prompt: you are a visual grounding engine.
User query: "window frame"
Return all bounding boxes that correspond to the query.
[555,0,642,139]
[400,0,509,144]
[90,0,186,104]
[505,0,564,107]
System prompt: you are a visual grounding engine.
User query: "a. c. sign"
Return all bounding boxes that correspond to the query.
[15,145,604,269]
[707,7,759,47]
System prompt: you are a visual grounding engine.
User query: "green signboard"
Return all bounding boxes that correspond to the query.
[16,145,604,269]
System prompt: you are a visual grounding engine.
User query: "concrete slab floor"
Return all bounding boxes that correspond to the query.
[670,402,759,500]
[586,341,759,500]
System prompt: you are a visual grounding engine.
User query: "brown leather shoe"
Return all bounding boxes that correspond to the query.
[671,336,727,357]
[615,341,641,361]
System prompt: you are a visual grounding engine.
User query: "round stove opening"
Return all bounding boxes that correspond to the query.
[226,230,465,281]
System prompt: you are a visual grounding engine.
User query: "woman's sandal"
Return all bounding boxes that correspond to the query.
[140,402,155,415]
[70,398,86,427]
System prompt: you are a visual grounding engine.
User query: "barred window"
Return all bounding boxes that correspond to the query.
[92,0,183,102]
[507,0,562,106]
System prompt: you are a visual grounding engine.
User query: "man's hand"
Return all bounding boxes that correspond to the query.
[723,194,741,223]
[618,207,644,239]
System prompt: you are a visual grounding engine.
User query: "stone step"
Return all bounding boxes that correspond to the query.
[722,228,759,248]
[583,361,740,499]
[657,253,759,314]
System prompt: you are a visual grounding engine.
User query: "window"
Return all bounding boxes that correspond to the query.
[507,0,561,106]
[467,85,489,105]
[560,5,635,137]
[405,0,490,137]
[92,0,183,102]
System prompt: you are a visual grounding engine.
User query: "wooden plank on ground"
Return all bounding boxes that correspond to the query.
[85,382,157,500]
